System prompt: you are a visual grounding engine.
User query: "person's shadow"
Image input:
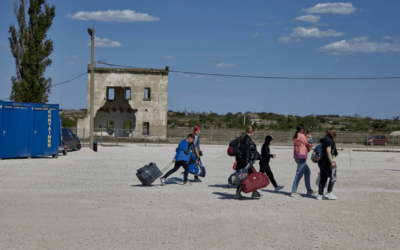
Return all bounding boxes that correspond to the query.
[208,184,230,189]
[213,192,260,200]
[261,189,316,199]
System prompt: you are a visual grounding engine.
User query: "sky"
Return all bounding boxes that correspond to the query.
[0,0,399,119]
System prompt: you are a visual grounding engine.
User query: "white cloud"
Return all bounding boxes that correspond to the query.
[294,15,321,23]
[67,10,159,23]
[278,27,344,43]
[252,32,259,38]
[87,37,122,48]
[318,36,400,55]
[255,23,267,26]
[70,55,79,59]
[195,75,206,78]
[215,63,236,68]
[183,74,190,78]
[303,3,357,15]
[165,55,173,59]
[382,35,393,40]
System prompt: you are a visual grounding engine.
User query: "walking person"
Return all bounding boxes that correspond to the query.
[259,135,284,191]
[191,125,202,182]
[317,130,339,200]
[234,126,262,199]
[291,124,316,197]
[160,134,197,186]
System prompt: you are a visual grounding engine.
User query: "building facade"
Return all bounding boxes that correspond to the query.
[77,65,169,139]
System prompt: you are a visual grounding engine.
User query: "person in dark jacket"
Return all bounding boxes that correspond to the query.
[259,135,284,191]
[317,129,339,200]
[234,126,262,200]
[160,134,197,186]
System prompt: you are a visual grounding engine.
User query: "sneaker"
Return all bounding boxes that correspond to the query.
[325,192,337,200]
[275,186,284,191]
[316,195,324,200]
[307,190,317,196]
[234,193,243,200]
[290,192,300,197]
[160,178,166,186]
[193,177,202,182]
[252,191,262,198]
[182,182,192,186]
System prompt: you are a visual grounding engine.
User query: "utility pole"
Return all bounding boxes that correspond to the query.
[88,26,95,150]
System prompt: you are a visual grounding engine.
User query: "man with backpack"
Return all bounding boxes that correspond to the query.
[160,134,197,186]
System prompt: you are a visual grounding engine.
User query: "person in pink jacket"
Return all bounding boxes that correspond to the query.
[290,124,316,197]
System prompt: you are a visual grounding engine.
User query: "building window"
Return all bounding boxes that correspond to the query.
[124,121,131,135]
[107,87,115,101]
[144,88,151,100]
[125,88,131,100]
[107,120,114,129]
[143,122,150,135]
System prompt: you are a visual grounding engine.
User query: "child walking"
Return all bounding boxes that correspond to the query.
[259,135,284,191]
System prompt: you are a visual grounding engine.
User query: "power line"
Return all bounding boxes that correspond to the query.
[0,72,87,101]
[98,61,400,80]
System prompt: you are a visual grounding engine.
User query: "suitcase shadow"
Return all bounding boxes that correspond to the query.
[213,192,259,200]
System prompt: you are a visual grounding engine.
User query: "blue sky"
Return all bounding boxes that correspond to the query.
[0,0,399,119]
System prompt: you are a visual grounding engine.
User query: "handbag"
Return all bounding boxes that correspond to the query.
[228,164,250,186]
[316,172,329,188]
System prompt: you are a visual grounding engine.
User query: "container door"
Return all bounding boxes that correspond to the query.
[32,107,58,156]
[1,105,30,158]
[32,109,48,156]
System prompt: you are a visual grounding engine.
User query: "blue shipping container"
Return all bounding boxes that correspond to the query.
[0,101,60,159]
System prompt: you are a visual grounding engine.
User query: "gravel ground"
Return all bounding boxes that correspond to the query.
[1,144,399,250]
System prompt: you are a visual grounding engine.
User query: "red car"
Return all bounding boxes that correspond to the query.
[364,135,388,146]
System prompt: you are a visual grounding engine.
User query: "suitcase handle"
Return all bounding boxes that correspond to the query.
[160,162,174,173]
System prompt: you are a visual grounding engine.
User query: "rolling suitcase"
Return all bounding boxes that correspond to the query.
[241,168,270,193]
[136,162,173,186]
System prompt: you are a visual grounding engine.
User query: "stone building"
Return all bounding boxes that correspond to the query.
[77,65,169,139]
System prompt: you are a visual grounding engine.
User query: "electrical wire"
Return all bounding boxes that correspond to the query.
[0,72,87,101]
[98,62,400,80]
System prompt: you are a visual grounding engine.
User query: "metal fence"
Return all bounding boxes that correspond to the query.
[66,127,400,150]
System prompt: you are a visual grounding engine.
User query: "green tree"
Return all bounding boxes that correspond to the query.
[8,0,56,102]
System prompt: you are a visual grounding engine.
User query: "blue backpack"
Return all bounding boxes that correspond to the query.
[311,144,323,163]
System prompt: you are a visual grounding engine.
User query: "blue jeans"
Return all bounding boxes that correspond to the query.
[292,159,312,193]
[163,161,189,182]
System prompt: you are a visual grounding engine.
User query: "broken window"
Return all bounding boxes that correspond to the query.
[124,121,131,135]
[107,120,114,129]
[107,87,115,101]
[144,88,151,100]
[125,88,131,100]
[143,122,150,135]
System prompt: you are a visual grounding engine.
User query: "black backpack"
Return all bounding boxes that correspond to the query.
[227,133,245,157]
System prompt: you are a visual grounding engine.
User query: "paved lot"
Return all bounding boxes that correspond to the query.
[1,144,399,249]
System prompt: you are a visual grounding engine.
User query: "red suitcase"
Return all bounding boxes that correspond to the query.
[241,171,270,194]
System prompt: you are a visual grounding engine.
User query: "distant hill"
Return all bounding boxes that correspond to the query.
[167,111,400,133]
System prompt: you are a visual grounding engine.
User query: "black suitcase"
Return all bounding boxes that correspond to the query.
[136,162,163,186]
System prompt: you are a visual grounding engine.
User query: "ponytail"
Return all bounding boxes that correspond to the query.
[293,124,304,139]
